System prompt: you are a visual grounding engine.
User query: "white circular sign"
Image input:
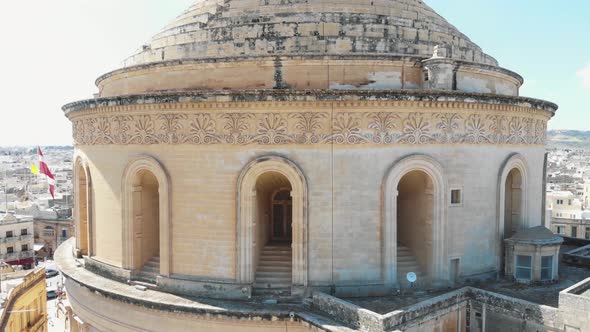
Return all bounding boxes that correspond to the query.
[406,272,417,283]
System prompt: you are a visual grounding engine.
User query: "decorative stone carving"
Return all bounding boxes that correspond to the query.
[71,111,548,146]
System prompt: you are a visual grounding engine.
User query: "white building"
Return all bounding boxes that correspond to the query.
[0,213,34,268]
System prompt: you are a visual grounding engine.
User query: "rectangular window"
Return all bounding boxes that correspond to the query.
[515,255,532,280]
[541,256,553,281]
[62,229,67,238]
[20,229,27,236]
[585,227,590,240]
[572,226,578,238]
[7,247,14,254]
[557,199,564,205]
[451,189,462,205]
[556,226,565,235]
[5,231,13,238]
[568,199,573,205]
[21,244,28,251]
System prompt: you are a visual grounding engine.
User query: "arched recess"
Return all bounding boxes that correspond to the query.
[122,156,171,277]
[74,157,93,257]
[497,153,528,273]
[237,156,308,286]
[383,154,447,286]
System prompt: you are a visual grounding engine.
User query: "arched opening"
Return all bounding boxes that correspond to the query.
[504,168,523,239]
[383,155,447,288]
[75,161,91,257]
[396,170,433,285]
[252,172,293,294]
[122,156,171,279]
[130,169,161,281]
[497,154,528,276]
[237,156,308,295]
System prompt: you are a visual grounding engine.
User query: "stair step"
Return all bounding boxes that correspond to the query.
[138,271,157,278]
[252,288,291,296]
[135,274,157,284]
[253,282,292,289]
[260,251,292,257]
[256,266,292,273]
[258,260,293,268]
[255,276,291,282]
[142,268,159,274]
[260,256,292,262]
[256,271,291,278]
[144,261,160,267]
[261,251,291,255]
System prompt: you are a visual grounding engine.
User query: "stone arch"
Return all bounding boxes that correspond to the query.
[122,156,171,277]
[497,153,529,273]
[383,154,447,286]
[74,156,93,257]
[237,156,308,287]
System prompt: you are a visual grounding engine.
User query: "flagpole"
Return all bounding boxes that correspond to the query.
[3,167,7,213]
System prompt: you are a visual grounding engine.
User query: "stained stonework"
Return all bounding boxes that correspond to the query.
[124,0,498,67]
[70,103,548,146]
[59,0,559,330]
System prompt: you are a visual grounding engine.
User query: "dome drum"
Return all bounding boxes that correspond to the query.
[97,54,523,98]
[61,0,559,308]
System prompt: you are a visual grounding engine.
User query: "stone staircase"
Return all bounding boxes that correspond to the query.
[135,256,160,284]
[397,245,428,288]
[253,243,292,296]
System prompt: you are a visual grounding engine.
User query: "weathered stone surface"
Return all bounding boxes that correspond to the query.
[124,0,497,67]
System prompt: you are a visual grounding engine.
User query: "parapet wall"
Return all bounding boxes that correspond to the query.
[312,286,590,332]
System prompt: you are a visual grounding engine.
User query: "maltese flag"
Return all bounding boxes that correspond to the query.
[38,147,56,199]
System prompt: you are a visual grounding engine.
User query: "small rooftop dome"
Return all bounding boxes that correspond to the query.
[507,226,563,244]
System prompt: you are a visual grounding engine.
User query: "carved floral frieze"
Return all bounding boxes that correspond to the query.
[72,111,547,146]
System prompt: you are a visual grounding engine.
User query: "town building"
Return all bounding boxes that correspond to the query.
[0,268,47,331]
[547,190,590,240]
[53,1,590,331]
[0,213,34,269]
[33,218,73,258]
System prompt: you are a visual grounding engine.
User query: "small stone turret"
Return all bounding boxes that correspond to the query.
[504,226,563,284]
[423,45,456,91]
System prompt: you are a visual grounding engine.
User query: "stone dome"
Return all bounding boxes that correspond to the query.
[96,0,523,98]
[124,0,497,67]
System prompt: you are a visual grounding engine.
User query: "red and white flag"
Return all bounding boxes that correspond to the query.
[37,147,56,199]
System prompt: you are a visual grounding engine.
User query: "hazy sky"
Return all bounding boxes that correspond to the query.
[0,0,587,146]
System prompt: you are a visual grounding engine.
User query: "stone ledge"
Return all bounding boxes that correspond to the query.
[84,256,132,283]
[54,238,353,331]
[62,89,558,116]
[96,54,520,86]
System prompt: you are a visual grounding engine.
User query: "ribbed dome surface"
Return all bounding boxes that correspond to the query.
[124,0,498,67]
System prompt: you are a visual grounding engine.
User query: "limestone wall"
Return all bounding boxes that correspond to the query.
[71,98,550,287]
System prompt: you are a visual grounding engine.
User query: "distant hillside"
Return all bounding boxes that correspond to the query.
[547,130,590,149]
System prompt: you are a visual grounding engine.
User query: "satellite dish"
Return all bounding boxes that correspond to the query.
[406,272,417,283]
